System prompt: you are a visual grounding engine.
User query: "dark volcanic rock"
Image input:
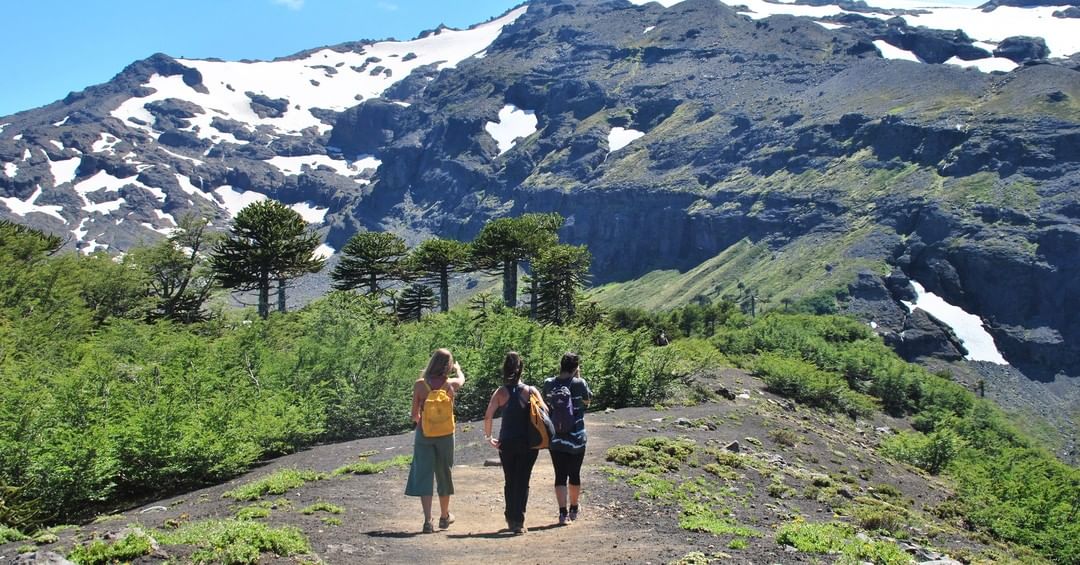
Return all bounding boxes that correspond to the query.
[328,99,410,156]
[246,91,290,118]
[894,308,968,361]
[993,36,1050,63]
[1054,6,1080,17]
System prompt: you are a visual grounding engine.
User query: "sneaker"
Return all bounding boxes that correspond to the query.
[514,525,528,535]
[439,513,455,529]
[568,508,579,522]
[558,512,568,525]
[422,521,434,534]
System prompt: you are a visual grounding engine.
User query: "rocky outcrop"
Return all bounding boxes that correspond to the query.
[993,36,1050,63]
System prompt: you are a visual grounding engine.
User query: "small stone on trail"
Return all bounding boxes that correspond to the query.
[484,458,502,467]
[605,407,616,413]
[140,505,168,513]
[723,440,740,452]
[736,393,751,399]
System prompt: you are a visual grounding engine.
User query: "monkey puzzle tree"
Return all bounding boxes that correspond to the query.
[210,200,324,319]
[532,243,591,325]
[470,213,562,309]
[129,214,218,323]
[331,231,408,295]
[407,237,470,312]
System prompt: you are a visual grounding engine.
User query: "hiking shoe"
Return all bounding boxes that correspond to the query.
[422,521,434,534]
[514,525,528,535]
[439,513,455,529]
[558,512,568,526]
[568,508,579,522]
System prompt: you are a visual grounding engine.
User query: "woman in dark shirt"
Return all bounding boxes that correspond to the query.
[483,351,548,534]
[542,352,592,525]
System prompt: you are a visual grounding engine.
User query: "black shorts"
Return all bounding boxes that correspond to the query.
[550,450,585,486]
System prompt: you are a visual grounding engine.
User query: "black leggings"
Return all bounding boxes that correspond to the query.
[550,450,585,487]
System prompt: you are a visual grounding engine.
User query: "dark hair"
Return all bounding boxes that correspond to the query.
[502,351,524,384]
[560,352,580,374]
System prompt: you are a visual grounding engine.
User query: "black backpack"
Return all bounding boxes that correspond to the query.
[549,384,575,435]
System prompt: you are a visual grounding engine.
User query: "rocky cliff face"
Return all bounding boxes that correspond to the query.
[1,0,1078,381]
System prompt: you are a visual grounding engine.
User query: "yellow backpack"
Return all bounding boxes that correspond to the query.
[421,382,455,437]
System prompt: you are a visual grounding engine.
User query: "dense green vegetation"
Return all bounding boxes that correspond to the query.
[709,314,1080,565]
[2,215,1077,564]
[0,220,686,529]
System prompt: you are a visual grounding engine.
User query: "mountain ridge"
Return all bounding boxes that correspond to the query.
[2,0,1079,384]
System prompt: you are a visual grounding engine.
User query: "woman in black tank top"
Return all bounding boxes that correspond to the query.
[483,351,546,534]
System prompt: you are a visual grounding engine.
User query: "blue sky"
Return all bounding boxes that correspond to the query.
[0,0,988,118]
[0,0,522,117]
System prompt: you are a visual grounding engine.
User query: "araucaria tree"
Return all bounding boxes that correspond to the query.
[210,200,325,319]
[396,283,436,322]
[407,238,469,312]
[130,214,218,323]
[331,232,408,295]
[471,213,562,308]
[533,243,591,325]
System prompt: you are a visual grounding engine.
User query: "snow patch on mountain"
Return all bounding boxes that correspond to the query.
[315,243,335,259]
[946,55,1017,73]
[212,185,267,218]
[643,26,656,34]
[873,40,920,62]
[486,104,538,155]
[92,134,122,154]
[266,154,358,177]
[48,157,81,186]
[814,21,845,30]
[47,140,64,151]
[608,127,645,153]
[0,186,65,222]
[3,162,17,178]
[290,201,329,224]
[175,174,213,201]
[902,281,1008,365]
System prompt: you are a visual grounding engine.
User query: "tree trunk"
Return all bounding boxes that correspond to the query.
[258,271,270,319]
[277,278,287,313]
[503,259,517,307]
[440,269,449,313]
[369,273,377,295]
[529,271,538,320]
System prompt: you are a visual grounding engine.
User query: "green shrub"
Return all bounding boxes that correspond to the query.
[156,519,309,565]
[300,502,343,515]
[221,469,324,502]
[605,437,696,472]
[234,506,271,520]
[331,455,411,476]
[776,520,911,565]
[0,524,27,543]
[67,531,154,565]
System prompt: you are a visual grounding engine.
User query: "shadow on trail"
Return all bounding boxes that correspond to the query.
[364,530,424,539]
[445,522,565,539]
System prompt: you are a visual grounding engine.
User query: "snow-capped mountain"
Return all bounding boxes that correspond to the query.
[1,0,1079,380]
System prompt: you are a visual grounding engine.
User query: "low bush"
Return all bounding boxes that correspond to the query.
[221,469,324,502]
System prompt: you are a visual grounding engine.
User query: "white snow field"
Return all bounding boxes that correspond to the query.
[608,127,646,153]
[111,7,527,141]
[629,0,1079,59]
[903,281,1009,364]
[0,186,65,222]
[485,104,539,155]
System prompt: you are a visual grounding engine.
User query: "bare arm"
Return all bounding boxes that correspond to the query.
[447,362,466,391]
[483,388,506,449]
[410,380,424,424]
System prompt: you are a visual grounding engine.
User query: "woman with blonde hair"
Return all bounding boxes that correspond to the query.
[483,351,548,534]
[405,348,466,533]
